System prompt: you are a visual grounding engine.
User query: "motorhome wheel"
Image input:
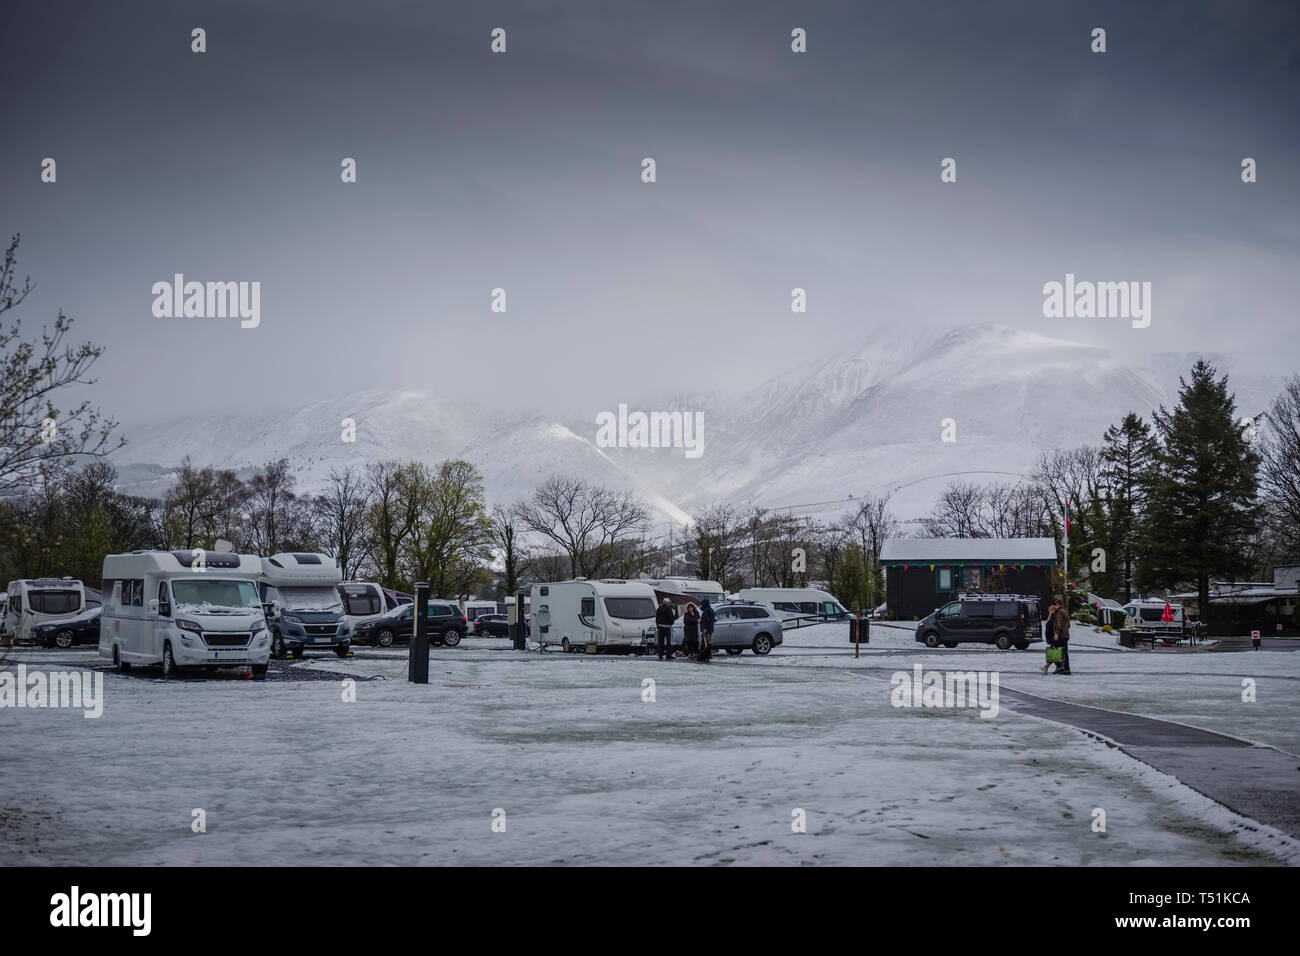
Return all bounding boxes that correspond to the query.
[561,638,572,653]
[251,663,268,679]
[161,643,177,678]
[271,633,285,659]
[334,644,350,658]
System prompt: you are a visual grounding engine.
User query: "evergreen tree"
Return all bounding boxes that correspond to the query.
[1137,361,1261,615]
[1100,412,1155,601]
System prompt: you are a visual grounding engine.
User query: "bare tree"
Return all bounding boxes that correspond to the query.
[512,476,650,580]
[314,467,371,579]
[490,504,526,595]
[0,235,123,495]
[1260,377,1300,561]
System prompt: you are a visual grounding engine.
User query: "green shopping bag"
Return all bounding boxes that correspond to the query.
[1045,646,1063,664]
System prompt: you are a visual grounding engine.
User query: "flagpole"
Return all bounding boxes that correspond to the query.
[1063,502,1069,604]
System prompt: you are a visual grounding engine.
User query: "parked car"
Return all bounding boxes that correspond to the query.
[33,606,102,649]
[350,602,465,647]
[473,613,510,637]
[915,594,1041,650]
[646,601,784,656]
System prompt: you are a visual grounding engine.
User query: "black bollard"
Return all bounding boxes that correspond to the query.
[409,581,429,683]
[513,589,528,650]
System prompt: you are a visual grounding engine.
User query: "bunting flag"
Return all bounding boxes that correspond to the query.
[929,564,935,571]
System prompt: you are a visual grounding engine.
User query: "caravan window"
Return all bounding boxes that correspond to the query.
[603,597,655,620]
[29,590,81,614]
[339,587,382,616]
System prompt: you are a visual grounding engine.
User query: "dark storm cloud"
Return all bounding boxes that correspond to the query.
[1,0,1296,424]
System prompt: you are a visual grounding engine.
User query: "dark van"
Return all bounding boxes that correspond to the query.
[915,594,1041,650]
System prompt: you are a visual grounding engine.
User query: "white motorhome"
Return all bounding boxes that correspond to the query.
[99,551,268,677]
[1122,599,1186,632]
[736,587,849,628]
[6,577,86,644]
[337,581,407,629]
[530,580,658,653]
[259,553,350,659]
[638,577,725,608]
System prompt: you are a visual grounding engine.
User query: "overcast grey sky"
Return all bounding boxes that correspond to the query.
[3,0,1297,425]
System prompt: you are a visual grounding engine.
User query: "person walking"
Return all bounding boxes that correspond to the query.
[698,599,715,663]
[682,603,701,659]
[655,598,677,660]
[1041,602,1058,674]
[1052,601,1072,675]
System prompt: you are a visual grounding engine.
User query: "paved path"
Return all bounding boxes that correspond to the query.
[851,666,1300,839]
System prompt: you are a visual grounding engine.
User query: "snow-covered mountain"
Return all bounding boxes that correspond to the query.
[112,324,1286,525]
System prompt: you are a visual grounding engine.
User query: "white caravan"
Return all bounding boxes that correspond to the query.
[638,577,725,608]
[530,580,658,653]
[260,553,350,659]
[337,581,407,629]
[463,599,504,623]
[737,587,849,627]
[99,551,268,677]
[6,577,86,644]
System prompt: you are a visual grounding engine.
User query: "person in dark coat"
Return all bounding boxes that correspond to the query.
[699,599,716,662]
[1041,602,1057,674]
[681,603,701,658]
[1052,603,1072,674]
[654,598,677,660]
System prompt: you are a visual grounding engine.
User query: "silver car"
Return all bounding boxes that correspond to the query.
[647,602,784,656]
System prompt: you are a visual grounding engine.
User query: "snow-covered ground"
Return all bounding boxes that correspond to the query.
[1,628,1296,866]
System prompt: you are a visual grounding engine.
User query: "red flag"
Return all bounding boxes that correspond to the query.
[1161,602,1174,623]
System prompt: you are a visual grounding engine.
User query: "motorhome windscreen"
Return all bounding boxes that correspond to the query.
[603,597,656,620]
[27,590,81,614]
[172,579,260,611]
[278,587,343,612]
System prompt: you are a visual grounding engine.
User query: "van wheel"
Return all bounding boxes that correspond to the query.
[923,632,940,648]
[1014,641,1029,650]
[54,629,75,649]
[725,647,743,656]
[442,629,462,647]
[943,641,958,648]
[751,633,773,656]
[334,644,350,658]
[376,628,395,648]
[561,638,572,653]
[271,633,285,659]
[161,643,178,678]
[994,634,1012,650]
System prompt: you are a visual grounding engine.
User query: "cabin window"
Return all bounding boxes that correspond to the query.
[157,582,171,616]
[937,568,954,591]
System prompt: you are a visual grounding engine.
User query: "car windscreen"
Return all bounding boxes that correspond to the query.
[604,597,656,620]
[172,579,261,613]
